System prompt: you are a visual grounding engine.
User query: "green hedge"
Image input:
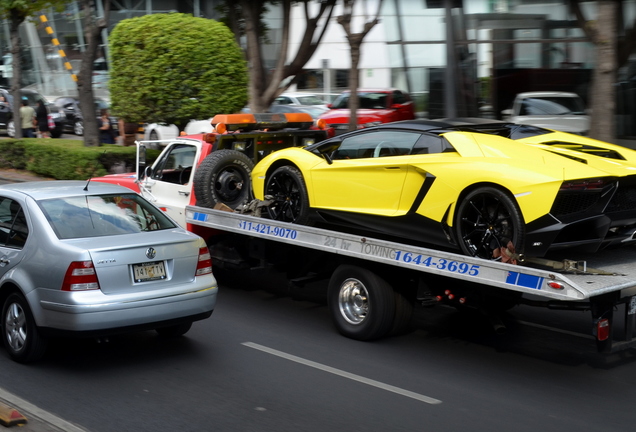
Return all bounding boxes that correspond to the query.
[0,139,160,180]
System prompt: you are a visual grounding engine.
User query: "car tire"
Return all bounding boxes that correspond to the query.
[193,149,254,209]
[7,120,14,138]
[328,265,396,341]
[149,130,158,140]
[264,165,310,224]
[50,128,62,138]
[1,292,47,363]
[455,186,525,260]
[74,120,84,136]
[156,322,192,338]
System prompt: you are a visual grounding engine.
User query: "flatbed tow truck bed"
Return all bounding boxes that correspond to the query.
[186,205,636,353]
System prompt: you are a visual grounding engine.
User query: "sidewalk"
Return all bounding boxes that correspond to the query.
[0,387,87,431]
[0,169,53,183]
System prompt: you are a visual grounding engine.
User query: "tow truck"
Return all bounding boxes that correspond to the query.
[93,114,636,354]
[94,112,329,226]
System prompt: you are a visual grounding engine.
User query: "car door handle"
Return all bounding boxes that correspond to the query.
[0,258,9,266]
[178,190,190,196]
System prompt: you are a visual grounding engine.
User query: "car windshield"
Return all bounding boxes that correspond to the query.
[39,193,176,239]
[296,95,325,106]
[520,97,586,116]
[331,92,389,109]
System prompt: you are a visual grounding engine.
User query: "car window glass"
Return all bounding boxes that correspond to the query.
[392,91,406,104]
[333,131,419,159]
[412,134,456,154]
[39,194,177,240]
[152,144,197,185]
[520,97,585,116]
[0,197,29,249]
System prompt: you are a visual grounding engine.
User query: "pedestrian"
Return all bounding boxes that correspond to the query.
[99,108,115,144]
[19,99,36,138]
[35,100,50,138]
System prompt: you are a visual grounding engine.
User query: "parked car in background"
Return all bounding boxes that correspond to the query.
[272,93,329,112]
[501,91,590,135]
[144,122,180,141]
[0,180,218,363]
[268,103,329,119]
[318,89,415,135]
[52,96,115,136]
[0,87,64,138]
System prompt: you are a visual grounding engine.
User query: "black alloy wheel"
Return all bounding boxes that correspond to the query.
[455,187,525,260]
[265,165,310,224]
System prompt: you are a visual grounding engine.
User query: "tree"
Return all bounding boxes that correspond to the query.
[229,0,337,112]
[0,0,65,139]
[336,0,383,131]
[570,0,636,142]
[76,0,110,146]
[109,13,248,129]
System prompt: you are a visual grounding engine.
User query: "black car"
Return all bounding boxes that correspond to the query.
[0,87,65,138]
[52,96,114,136]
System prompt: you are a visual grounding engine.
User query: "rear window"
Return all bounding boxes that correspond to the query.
[39,193,177,240]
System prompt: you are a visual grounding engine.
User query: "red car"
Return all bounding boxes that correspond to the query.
[318,88,415,135]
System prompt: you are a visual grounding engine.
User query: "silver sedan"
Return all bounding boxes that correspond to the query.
[0,181,217,363]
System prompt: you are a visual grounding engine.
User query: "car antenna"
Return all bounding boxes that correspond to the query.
[83,177,91,191]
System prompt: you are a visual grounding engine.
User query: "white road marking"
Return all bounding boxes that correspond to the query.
[242,342,442,405]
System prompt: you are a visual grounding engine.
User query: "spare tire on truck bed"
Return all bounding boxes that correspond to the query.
[193,149,254,209]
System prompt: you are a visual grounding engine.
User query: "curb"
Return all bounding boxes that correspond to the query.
[0,388,87,432]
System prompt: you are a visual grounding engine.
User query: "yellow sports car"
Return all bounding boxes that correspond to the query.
[251,120,636,260]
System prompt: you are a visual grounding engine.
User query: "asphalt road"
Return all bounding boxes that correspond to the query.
[0,266,635,432]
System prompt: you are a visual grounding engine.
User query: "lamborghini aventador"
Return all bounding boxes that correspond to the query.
[251,119,636,260]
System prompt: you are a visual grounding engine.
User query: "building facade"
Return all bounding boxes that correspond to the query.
[1,0,634,138]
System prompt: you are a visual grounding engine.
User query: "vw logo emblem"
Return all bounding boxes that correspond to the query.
[146,247,157,259]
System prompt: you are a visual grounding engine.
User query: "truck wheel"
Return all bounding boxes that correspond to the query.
[1,292,47,363]
[389,291,414,336]
[193,150,254,209]
[328,265,395,341]
[265,165,310,224]
[455,186,525,260]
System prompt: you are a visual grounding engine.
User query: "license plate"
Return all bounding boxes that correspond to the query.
[133,261,166,282]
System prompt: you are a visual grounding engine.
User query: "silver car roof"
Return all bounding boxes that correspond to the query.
[0,180,134,200]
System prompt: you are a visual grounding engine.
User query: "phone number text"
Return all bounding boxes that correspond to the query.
[237,221,298,239]
[394,251,480,276]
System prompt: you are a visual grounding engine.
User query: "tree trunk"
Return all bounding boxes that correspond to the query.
[588,1,617,142]
[348,38,361,131]
[78,0,110,147]
[9,15,23,139]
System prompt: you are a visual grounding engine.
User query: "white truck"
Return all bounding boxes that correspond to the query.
[93,113,636,353]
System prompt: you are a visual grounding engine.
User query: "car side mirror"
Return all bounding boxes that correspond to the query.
[391,103,401,109]
[326,103,332,109]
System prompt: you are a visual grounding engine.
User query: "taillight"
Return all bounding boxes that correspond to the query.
[560,178,607,191]
[62,261,100,291]
[596,318,610,341]
[196,247,212,276]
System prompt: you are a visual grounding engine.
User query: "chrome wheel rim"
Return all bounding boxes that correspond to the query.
[338,278,368,325]
[5,301,26,353]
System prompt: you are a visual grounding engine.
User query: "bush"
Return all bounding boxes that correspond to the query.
[0,138,159,180]
[109,13,248,128]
